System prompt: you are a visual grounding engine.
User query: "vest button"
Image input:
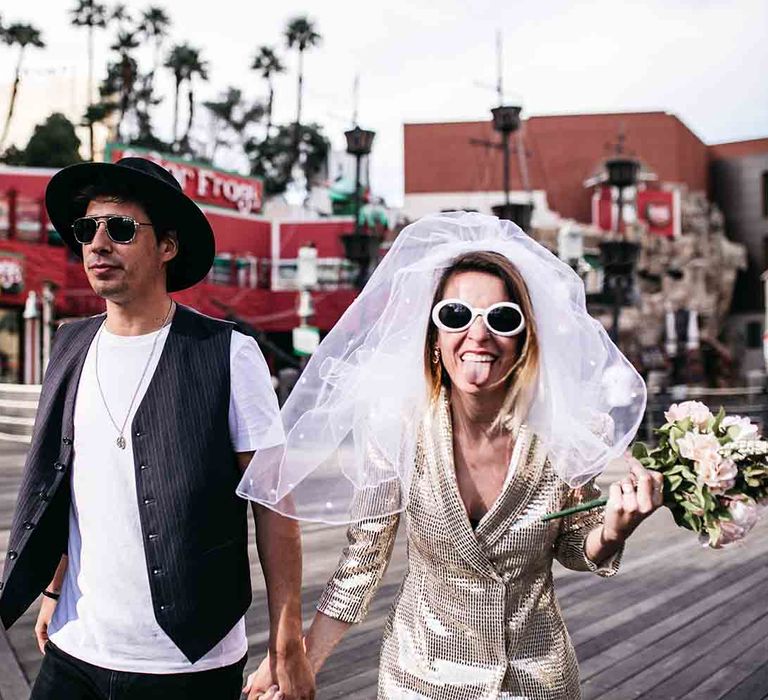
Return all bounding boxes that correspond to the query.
[38,490,50,502]
[53,462,66,472]
[7,551,18,560]
[23,521,35,530]
[151,567,163,575]
[148,533,159,541]
[62,437,72,445]
[135,429,143,438]
[140,464,149,471]
[143,497,155,505]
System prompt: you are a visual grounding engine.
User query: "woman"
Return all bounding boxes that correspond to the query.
[240,213,662,699]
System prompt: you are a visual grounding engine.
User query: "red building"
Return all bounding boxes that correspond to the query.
[0,153,360,383]
[404,110,728,223]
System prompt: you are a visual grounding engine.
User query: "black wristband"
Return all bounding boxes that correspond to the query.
[43,590,60,601]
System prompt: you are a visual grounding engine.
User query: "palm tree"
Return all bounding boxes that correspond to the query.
[182,47,208,148]
[164,43,207,150]
[251,46,284,135]
[284,17,321,137]
[70,0,108,160]
[204,87,264,161]
[165,44,189,146]
[110,3,132,31]
[0,23,45,151]
[139,6,171,80]
[108,30,140,141]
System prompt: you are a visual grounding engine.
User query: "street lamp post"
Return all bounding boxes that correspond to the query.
[489,105,533,232]
[599,155,641,343]
[340,126,381,288]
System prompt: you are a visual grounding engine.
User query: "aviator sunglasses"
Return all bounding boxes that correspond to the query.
[431,298,526,337]
[72,215,152,245]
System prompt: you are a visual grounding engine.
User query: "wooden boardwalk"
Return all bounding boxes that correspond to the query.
[1,442,767,699]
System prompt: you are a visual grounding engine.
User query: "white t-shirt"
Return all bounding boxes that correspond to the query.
[48,323,282,673]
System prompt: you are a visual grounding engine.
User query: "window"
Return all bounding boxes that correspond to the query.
[763,171,768,218]
[746,321,763,349]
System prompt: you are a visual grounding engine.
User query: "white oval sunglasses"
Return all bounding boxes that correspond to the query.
[431,298,526,337]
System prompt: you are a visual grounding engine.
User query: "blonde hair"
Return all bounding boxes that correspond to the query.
[424,251,540,433]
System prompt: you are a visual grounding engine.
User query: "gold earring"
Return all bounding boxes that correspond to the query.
[432,347,441,364]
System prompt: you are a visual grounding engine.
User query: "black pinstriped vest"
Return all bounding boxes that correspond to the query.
[0,305,251,663]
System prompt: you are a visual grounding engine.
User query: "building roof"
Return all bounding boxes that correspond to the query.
[404,111,723,222]
[708,138,768,160]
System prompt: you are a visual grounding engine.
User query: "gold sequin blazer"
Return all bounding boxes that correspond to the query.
[318,397,622,699]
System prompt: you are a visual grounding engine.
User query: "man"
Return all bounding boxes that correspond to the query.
[0,158,314,700]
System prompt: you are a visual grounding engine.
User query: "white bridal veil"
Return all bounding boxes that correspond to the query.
[237,212,647,523]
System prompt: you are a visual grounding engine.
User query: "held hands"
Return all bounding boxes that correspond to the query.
[242,644,316,700]
[602,454,664,544]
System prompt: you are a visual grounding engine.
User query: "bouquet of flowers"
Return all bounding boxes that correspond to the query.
[631,401,768,547]
[543,401,768,548]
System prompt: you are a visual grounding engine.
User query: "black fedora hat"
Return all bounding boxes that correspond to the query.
[45,157,215,292]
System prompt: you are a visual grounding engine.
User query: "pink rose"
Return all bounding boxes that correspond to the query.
[696,456,738,494]
[677,432,720,462]
[721,415,759,440]
[664,401,714,429]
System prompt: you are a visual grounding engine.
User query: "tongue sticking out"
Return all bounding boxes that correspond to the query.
[463,360,493,385]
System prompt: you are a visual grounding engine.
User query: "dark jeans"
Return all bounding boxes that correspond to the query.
[30,642,247,700]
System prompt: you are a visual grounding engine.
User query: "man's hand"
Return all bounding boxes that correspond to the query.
[271,645,315,700]
[34,596,57,654]
[243,647,316,700]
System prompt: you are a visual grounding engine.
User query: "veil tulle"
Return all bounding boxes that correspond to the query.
[237,212,647,523]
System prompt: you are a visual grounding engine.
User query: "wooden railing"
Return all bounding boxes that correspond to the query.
[0,383,40,444]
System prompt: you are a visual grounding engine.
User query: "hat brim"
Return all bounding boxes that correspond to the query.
[45,161,215,292]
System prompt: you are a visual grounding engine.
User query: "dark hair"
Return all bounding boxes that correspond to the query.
[74,181,176,244]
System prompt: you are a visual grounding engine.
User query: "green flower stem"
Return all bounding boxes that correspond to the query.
[541,496,609,522]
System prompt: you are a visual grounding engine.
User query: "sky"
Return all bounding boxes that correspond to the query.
[1,0,767,206]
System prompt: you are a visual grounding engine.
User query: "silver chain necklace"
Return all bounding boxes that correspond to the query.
[94,301,175,449]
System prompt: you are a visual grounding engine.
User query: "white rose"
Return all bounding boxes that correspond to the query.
[721,415,759,440]
[664,401,713,429]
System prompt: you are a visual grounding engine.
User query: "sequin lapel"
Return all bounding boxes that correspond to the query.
[427,393,547,569]
[477,430,546,550]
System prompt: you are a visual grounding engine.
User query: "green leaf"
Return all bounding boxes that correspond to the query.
[669,429,682,454]
[668,474,684,491]
[681,499,704,515]
[712,406,726,434]
[707,522,721,547]
[632,442,649,460]
[680,465,698,481]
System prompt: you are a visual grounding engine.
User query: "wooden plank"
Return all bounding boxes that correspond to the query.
[582,580,767,698]
[594,610,768,699]
[580,567,767,685]
[659,615,768,699]
[0,624,30,700]
[575,551,768,663]
[570,540,768,648]
[721,663,768,700]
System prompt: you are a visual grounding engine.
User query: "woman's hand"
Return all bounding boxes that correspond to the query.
[603,455,664,544]
[242,647,316,700]
[243,654,275,699]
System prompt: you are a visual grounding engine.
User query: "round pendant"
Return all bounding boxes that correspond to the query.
[116,435,126,450]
